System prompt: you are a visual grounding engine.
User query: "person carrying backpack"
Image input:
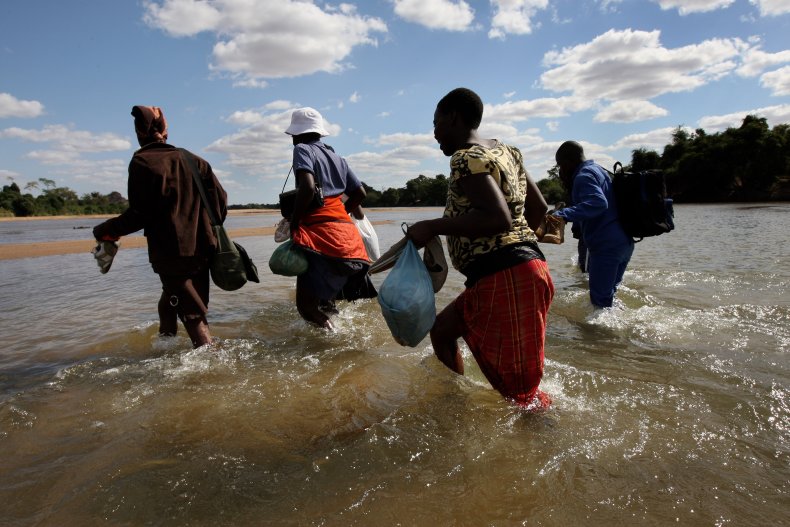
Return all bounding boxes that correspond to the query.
[552,141,633,308]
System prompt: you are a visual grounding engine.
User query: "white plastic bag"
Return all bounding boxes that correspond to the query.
[377,239,436,347]
[353,215,380,261]
[274,217,290,243]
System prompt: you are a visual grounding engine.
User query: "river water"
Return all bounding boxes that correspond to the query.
[0,204,788,526]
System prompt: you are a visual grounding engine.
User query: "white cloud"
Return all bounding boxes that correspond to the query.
[226,110,268,126]
[761,65,790,95]
[697,103,790,132]
[737,42,790,77]
[265,100,295,111]
[485,96,591,123]
[391,0,475,31]
[1,169,21,180]
[143,0,387,81]
[609,126,691,152]
[206,106,342,178]
[0,124,131,153]
[595,99,669,123]
[0,124,134,191]
[750,0,790,16]
[489,0,549,39]
[0,93,45,119]
[142,0,221,36]
[350,92,361,103]
[233,78,268,89]
[376,132,435,147]
[654,0,735,15]
[541,29,745,106]
[346,133,445,186]
[599,0,624,12]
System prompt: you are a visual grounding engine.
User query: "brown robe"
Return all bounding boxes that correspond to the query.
[93,142,227,275]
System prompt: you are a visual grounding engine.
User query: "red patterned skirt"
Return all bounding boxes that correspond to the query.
[455,258,554,409]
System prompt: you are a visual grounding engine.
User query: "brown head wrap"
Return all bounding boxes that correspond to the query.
[131,105,168,145]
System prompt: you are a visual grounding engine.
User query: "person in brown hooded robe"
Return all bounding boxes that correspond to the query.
[93,106,227,348]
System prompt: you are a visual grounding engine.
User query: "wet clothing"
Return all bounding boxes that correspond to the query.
[159,267,210,322]
[443,141,539,272]
[93,143,227,275]
[290,143,372,303]
[299,250,367,302]
[442,141,553,408]
[292,196,369,262]
[553,160,633,307]
[454,259,554,408]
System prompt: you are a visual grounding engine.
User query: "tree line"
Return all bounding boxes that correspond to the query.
[0,178,128,217]
[537,114,790,204]
[3,115,787,218]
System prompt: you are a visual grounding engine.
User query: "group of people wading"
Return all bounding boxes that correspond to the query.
[94,88,634,410]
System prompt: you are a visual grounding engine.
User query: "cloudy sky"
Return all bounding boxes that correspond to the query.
[2,0,789,204]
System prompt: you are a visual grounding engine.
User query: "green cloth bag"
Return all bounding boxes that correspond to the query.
[269,240,308,277]
[210,224,249,291]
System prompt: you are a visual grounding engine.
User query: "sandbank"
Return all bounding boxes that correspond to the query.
[1,214,395,260]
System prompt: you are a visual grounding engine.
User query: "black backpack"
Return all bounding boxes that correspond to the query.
[609,162,675,242]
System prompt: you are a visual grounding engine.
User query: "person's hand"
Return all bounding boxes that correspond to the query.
[92,240,120,274]
[406,220,433,249]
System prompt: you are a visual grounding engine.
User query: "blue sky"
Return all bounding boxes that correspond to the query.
[2,0,789,205]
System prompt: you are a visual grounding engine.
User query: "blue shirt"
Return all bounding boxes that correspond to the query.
[554,160,632,249]
[292,141,361,198]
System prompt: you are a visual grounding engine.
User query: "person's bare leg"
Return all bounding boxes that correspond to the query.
[157,292,179,337]
[296,277,334,330]
[184,316,212,348]
[430,300,465,375]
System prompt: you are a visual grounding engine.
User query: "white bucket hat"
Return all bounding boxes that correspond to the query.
[285,107,330,136]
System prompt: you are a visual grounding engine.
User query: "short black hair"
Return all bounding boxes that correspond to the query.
[436,88,484,129]
[555,140,585,163]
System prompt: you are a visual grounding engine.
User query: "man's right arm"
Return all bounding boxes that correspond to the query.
[553,171,608,223]
[92,160,149,240]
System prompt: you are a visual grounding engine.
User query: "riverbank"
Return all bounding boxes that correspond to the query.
[0,211,396,260]
[0,207,420,223]
[0,208,281,223]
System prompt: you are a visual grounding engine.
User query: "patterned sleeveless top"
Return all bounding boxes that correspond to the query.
[443,141,538,271]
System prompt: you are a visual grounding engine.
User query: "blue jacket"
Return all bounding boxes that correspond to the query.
[554,160,632,250]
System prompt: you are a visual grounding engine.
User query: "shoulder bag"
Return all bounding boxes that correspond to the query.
[180,149,259,291]
[279,145,325,218]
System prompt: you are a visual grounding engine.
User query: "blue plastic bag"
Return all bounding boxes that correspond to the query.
[377,239,436,347]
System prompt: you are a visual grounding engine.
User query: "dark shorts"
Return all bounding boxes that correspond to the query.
[300,250,368,302]
[159,267,210,321]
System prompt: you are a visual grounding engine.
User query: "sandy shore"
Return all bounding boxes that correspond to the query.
[0,207,417,223]
[0,226,280,261]
[0,208,281,223]
[1,210,398,260]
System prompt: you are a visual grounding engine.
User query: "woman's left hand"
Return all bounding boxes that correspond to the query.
[406,220,434,248]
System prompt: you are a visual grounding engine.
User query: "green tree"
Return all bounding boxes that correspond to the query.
[630,148,661,171]
[536,165,566,205]
[380,188,400,207]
